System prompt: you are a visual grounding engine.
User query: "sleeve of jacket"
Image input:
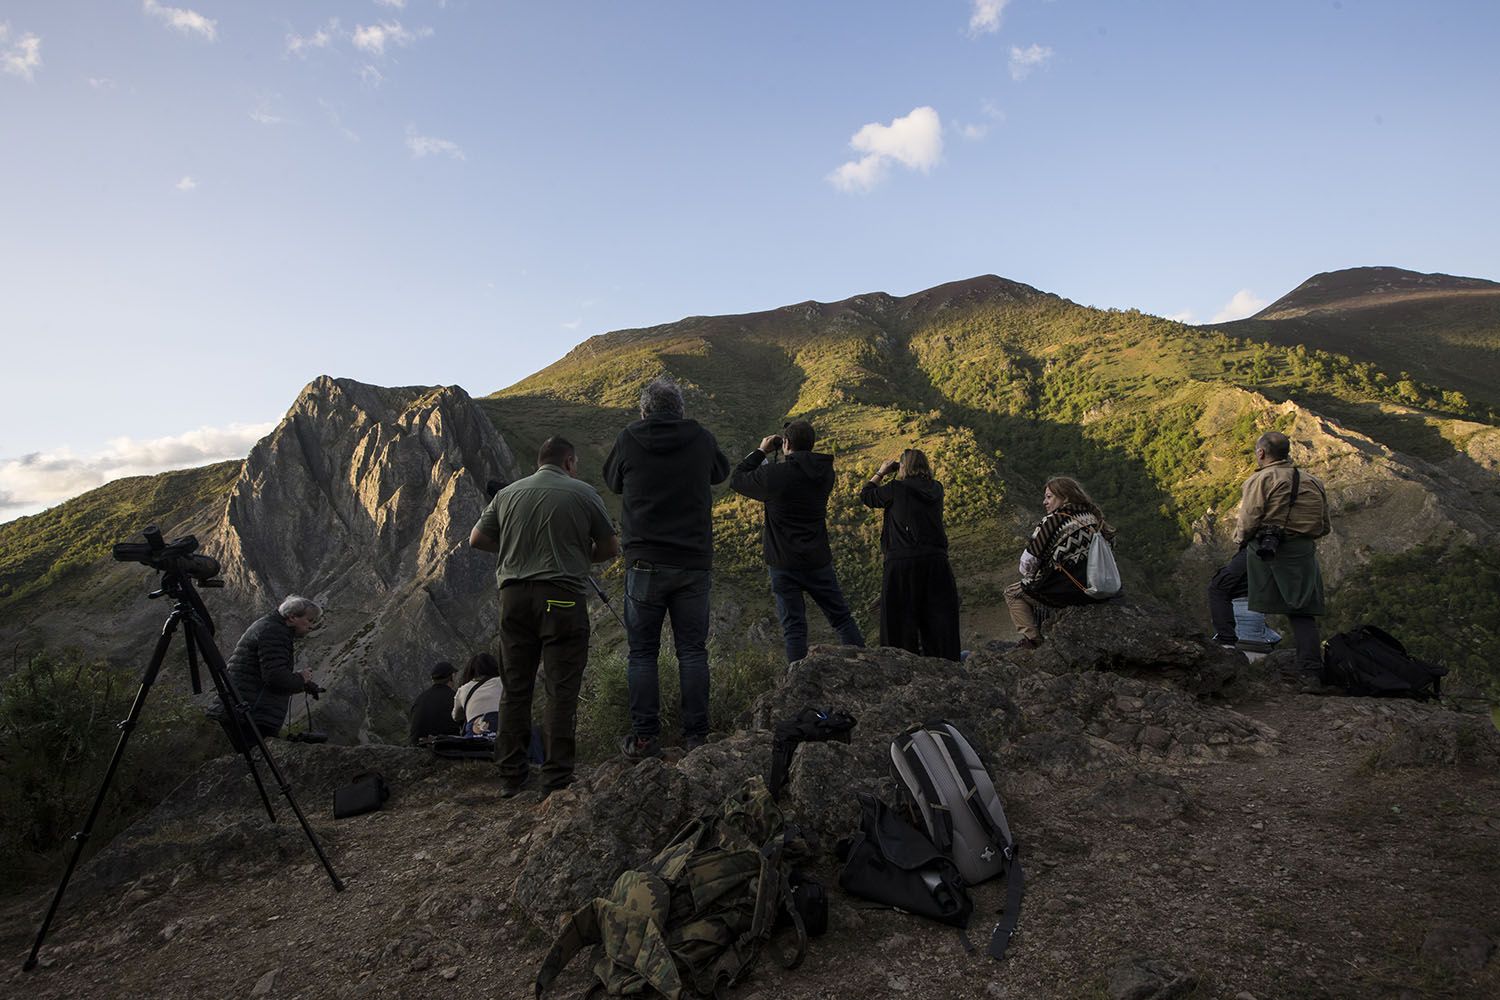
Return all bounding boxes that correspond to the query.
[859,482,893,509]
[259,623,306,695]
[602,433,626,495]
[729,450,771,500]
[707,433,731,486]
[1233,474,1263,548]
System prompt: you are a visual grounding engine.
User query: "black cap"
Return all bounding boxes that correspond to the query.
[430,661,455,680]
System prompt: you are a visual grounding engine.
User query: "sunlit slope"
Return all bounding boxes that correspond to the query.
[482,276,1500,618]
[1217,267,1500,413]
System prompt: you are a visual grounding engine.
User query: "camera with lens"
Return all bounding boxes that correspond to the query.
[1254,525,1283,561]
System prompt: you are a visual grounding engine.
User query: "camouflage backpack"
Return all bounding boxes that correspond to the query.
[535,775,812,999]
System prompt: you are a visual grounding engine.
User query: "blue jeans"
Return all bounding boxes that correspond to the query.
[769,564,865,663]
[625,561,712,739]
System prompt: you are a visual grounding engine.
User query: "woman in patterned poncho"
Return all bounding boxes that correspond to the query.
[1002,476,1116,648]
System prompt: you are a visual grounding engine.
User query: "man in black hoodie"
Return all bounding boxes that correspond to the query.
[603,377,730,758]
[730,418,865,663]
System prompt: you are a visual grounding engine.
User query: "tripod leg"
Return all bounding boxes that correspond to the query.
[186,616,345,893]
[186,627,277,823]
[24,614,178,971]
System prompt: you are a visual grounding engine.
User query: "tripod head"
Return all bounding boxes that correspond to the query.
[114,526,226,692]
[113,525,223,586]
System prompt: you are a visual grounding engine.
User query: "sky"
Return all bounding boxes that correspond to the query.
[3,1,1499,521]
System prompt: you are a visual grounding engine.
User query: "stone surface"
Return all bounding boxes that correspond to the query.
[1420,922,1495,974]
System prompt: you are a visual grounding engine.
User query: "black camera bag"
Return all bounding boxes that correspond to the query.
[333,771,390,819]
[837,793,972,929]
[779,870,829,938]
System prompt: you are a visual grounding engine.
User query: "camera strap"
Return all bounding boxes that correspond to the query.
[1279,468,1301,532]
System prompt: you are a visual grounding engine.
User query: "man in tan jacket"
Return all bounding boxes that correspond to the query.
[1232,431,1331,678]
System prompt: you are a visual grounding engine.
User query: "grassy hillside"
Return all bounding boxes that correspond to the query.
[481,275,1500,693]
[1217,267,1500,413]
[0,461,240,612]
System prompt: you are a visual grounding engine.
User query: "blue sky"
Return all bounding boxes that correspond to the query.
[3,1,1498,519]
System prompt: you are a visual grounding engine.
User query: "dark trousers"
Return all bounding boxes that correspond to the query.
[1289,615,1322,675]
[880,555,961,661]
[1207,547,1250,639]
[216,715,280,755]
[496,581,590,790]
[625,561,712,740]
[769,564,865,663]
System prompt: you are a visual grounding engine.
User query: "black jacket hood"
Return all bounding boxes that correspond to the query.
[626,416,709,454]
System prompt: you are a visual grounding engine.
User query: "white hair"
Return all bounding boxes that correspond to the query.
[278,595,322,620]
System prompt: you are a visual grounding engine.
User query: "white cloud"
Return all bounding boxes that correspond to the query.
[88,76,117,90]
[1009,43,1053,80]
[1210,290,1269,323]
[319,98,360,142]
[959,123,988,140]
[828,106,944,194]
[560,319,582,331]
[1,23,43,82]
[0,422,274,521]
[359,64,385,87]
[406,129,465,160]
[142,1,217,42]
[1165,310,1197,325]
[286,19,338,58]
[375,0,407,8]
[352,20,432,56]
[969,0,1010,36]
[249,95,285,125]
[175,175,197,191]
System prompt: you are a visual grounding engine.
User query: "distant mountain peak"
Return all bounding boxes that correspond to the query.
[1255,266,1500,319]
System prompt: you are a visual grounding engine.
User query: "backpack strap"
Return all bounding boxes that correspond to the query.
[534,901,602,997]
[929,724,1013,854]
[988,846,1025,960]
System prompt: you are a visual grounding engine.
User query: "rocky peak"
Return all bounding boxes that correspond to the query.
[201,376,518,742]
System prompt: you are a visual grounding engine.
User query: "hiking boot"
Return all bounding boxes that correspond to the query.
[682,735,708,753]
[1016,637,1041,650]
[534,779,574,804]
[620,734,662,760]
[499,773,532,799]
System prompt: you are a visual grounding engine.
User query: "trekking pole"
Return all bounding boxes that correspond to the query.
[588,576,627,629]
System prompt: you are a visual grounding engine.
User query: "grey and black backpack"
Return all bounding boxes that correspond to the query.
[889,720,1025,958]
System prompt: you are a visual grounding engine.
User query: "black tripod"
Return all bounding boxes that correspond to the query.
[23,528,344,972]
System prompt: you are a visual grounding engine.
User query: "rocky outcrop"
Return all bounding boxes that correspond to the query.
[203,377,519,742]
[510,621,1277,928]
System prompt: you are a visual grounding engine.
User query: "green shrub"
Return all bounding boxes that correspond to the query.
[0,650,219,892]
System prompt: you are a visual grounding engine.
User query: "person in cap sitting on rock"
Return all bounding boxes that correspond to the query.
[1003,476,1116,649]
[409,661,461,745]
[452,652,504,736]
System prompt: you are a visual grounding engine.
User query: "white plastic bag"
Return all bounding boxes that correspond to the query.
[1084,531,1121,597]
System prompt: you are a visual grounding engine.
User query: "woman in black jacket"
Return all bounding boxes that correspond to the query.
[859,449,961,661]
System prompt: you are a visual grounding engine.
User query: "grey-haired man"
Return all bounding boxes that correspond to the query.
[603,377,730,759]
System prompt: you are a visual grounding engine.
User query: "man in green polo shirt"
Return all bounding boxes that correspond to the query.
[470,436,620,799]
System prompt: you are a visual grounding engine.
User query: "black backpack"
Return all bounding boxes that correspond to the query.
[837,793,973,930]
[1321,625,1446,700]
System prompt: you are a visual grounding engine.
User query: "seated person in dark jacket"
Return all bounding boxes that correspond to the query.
[409,661,460,744]
[730,419,864,663]
[859,448,961,661]
[207,595,323,752]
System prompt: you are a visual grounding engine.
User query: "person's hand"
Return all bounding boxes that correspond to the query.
[880,459,901,476]
[759,434,782,453]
